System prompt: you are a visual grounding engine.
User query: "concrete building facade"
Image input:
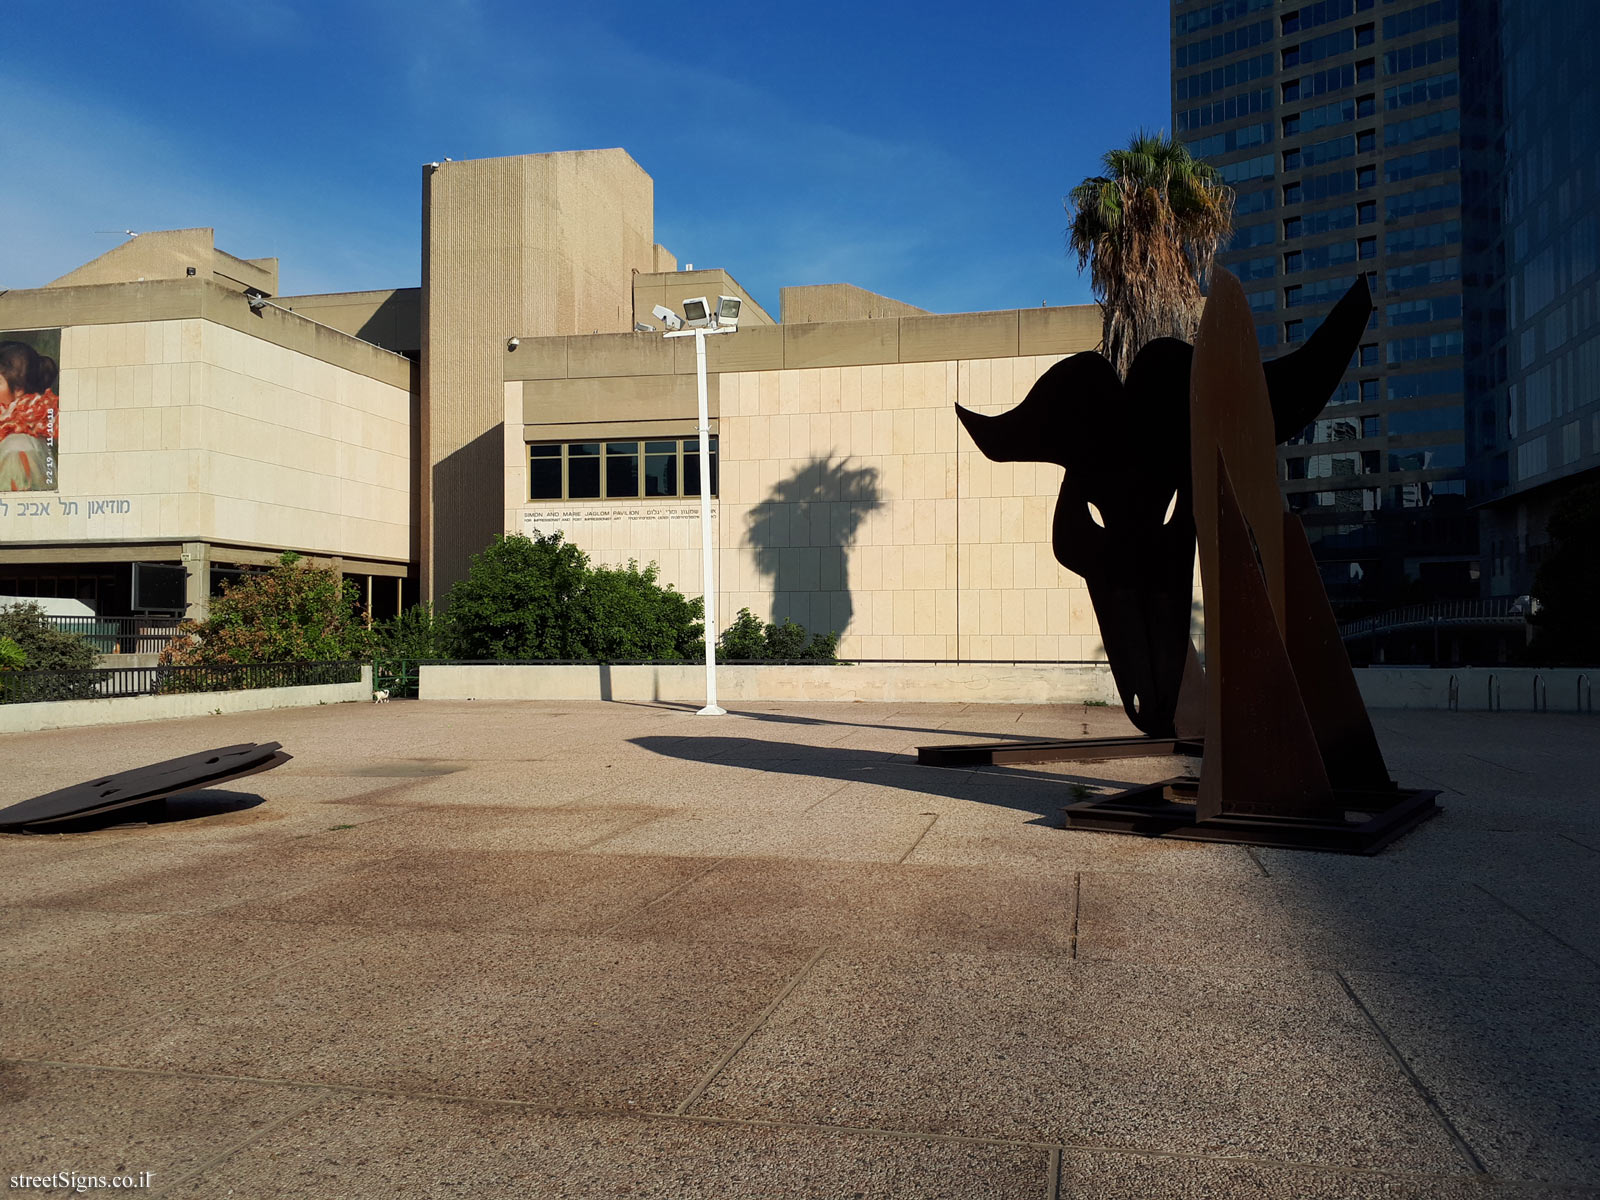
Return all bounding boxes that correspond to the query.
[2,153,1121,665]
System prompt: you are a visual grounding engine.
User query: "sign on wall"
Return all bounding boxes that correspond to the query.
[0,328,61,493]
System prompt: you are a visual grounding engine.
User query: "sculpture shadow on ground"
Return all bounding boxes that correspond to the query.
[630,735,1152,822]
[744,456,880,639]
[14,788,267,834]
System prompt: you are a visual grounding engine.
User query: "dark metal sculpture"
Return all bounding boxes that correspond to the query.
[922,271,1437,852]
[0,742,290,832]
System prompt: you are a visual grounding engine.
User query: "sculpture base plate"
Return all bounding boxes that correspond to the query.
[1062,778,1439,855]
[918,735,1202,768]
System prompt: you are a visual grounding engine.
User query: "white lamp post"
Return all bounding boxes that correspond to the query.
[660,295,742,715]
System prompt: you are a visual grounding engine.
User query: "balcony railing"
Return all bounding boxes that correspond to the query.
[0,660,364,704]
[1339,598,1530,640]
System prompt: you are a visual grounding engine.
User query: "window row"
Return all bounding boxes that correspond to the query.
[1385,217,1462,254]
[1285,237,1376,273]
[1176,53,1273,101]
[1283,60,1374,104]
[1184,121,1272,161]
[1285,271,1377,308]
[1177,87,1271,134]
[1282,24,1373,70]
[1175,0,1273,37]
[1283,94,1375,138]
[1284,201,1377,238]
[1282,131,1372,172]
[528,437,718,502]
[1175,18,1272,68]
[1283,165,1374,205]
[1281,0,1373,37]
[1385,181,1459,221]
[1383,33,1457,76]
[1382,0,1458,42]
[1384,107,1458,148]
[1384,70,1456,111]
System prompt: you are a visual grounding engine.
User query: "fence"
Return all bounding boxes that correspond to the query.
[0,660,365,704]
[42,616,183,655]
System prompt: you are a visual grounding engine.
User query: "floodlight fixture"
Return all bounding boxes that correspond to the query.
[634,322,655,333]
[652,304,684,331]
[716,296,742,327]
[681,296,711,328]
[246,292,269,314]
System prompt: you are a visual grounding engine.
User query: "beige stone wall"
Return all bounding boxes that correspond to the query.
[632,269,775,330]
[779,283,927,324]
[47,229,278,296]
[0,318,410,564]
[505,305,1124,662]
[422,149,660,601]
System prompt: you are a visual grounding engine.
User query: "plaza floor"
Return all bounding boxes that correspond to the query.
[1,698,1597,1198]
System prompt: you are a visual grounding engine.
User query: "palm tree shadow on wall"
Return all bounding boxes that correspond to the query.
[745,456,881,639]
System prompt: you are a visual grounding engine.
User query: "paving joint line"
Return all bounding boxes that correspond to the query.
[146,1093,327,1200]
[597,858,730,935]
[1045,1146,1062,1200]
[6,1056,1509,1187]
[1068,872,1082,960]
[673,945,829,1116]
[1472,881,1600,969]
[803,779,859,814]
[1244,847,1271,877]
[1333,970,1487,1175]
[896,814,939,865]
[1558,831,1600,856]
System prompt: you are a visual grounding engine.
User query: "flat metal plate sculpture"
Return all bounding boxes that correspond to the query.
[923,270,1437,853]
[0,742,290,832]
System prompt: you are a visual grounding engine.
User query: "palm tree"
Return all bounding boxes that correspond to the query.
[1067,131,1235,379]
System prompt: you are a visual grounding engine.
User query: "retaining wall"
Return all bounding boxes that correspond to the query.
[0,666,372,733]
[420,663,1120,705]
[1356,667,1595,712]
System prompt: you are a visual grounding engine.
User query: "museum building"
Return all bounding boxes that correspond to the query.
[0,148,1117,663]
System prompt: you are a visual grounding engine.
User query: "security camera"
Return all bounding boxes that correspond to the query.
[634,322,655,333]
[681,296,711,328]
[652,304,683,331]
[716,295,742,327]
[506,337,520,351]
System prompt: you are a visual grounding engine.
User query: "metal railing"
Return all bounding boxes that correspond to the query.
[43,615,183,655]
[0,660,364,704]
[1339,597,1528,640]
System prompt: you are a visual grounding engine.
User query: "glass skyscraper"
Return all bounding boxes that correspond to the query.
[1174,0,1477,615]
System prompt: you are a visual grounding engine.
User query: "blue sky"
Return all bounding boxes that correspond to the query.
[5,0,1172,316]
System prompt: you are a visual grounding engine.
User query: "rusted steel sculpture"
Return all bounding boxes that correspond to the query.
[0,742,290,831]
[923,271,1436,852]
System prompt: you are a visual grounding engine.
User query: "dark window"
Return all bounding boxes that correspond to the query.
[643,441,678,497]
[1356,59,1374,82]
[1355,22,1374,46]
[1356,129,1375,153]
[567,442,601,499]
[1358,236,1377,260]
[1356,94,1375,117]
[1285,284,1303,306]
[1283,45,1301,68]
[529,444,562,500]
[1285,319,1305,342]
[605,441,640,498]
[684,436,718,498]
[1283,114,1302,136]
[1283,148,1303,171]
[1360,343,1379,366]
[1359,378,1379,402]
[1357,200,1377,224]
[1284,182,1304,204]
[1362,415,1380,437]
[1357,164,1376,188]
[1283,80,1301,103]
[1285,250,1304,272]
[1285,217,1303,238]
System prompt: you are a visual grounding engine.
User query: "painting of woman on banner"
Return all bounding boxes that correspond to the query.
[0,330,61,492]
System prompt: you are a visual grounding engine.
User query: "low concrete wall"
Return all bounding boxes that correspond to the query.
[1357,667,1596,712]
[420,663,1119,705]
[0,666,372,733]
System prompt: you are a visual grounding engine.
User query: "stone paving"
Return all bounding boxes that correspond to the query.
[1,698,1597,1198]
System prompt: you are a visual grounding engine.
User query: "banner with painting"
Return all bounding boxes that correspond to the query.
[0,328,60,492]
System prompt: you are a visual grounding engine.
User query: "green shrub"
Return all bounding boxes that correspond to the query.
[0,635,28,670]
[159,553,374,668]
[716,607,839,662]
[373,603,445,661]
[0,603,98,671]
[444,533,702,661]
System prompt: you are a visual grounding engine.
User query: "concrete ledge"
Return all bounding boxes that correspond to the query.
[0,666,372,733]
[420,663,1119,705]
[1357,666,1597,712]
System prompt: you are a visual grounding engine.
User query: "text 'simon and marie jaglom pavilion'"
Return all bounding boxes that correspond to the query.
[0,148,1117,666]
